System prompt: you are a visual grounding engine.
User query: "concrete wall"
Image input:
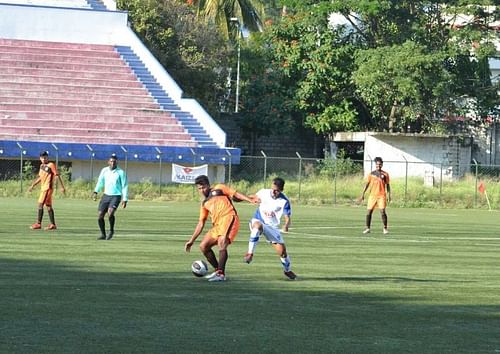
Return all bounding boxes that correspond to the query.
[362,133,472,181]
[72,160,225,184]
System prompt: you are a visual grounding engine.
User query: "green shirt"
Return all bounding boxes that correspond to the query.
[94,166,128,201]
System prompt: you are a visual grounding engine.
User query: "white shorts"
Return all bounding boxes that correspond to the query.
[250,218,284,244]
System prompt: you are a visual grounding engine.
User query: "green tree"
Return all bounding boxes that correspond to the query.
[187,0,280,39]
[117,0,231,116]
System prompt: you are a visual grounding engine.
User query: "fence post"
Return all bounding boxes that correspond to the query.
[156,147,163,196]
[473,159,478,208]
[51,143,60,193]
[16,142,24,193]
[402,155,408,203]
[440,161,444,201]
[120,146,128,175]
[260,150,267,188]
[296,152,302,203]
[86,144,94,182]
[226,150,232,185]
[190,148,196,198]
[333,158,337,205]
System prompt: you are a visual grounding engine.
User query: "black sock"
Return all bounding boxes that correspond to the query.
[204,249,219,270]
[218,250,228,273]
[366,214,372,229]
[48,209,55,225]
[37,208,44,224]
[382,212,388,228]
[98,218,105,235]
[109,215,115,233]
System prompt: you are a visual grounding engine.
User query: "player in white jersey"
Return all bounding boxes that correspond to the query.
[244,177,297,280]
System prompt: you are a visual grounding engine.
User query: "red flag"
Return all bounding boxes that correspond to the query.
[478,182,486,195]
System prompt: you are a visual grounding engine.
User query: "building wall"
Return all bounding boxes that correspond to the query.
[72,161,225,184]
[218,115,324,158]
[363,133,472,181]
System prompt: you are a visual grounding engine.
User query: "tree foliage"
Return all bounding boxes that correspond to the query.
[259,0,498,137]
[116,0,231,116]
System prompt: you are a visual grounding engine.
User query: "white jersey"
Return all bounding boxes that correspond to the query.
[253,189,291,228]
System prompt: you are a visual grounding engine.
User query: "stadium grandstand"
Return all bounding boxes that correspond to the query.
[0,0,239,182]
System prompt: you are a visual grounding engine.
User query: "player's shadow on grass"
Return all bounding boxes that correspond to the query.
[307,276,472,283]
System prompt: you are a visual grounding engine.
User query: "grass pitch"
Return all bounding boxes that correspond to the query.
[0,197,499,353]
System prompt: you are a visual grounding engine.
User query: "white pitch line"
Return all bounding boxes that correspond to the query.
[286,231,500,242]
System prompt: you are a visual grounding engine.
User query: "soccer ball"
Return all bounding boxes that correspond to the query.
[191,260,208,277]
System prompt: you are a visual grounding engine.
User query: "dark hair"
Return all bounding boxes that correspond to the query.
[195,175,210,186]
[109,153,118,160]
[374,157,383,164]
[272,177,285,191]
[40,151,49,157]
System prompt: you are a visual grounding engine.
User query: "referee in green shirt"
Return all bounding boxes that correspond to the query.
[92,154,128,240]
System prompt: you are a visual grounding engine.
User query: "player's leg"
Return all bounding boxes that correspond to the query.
[378,197,389,234]
[97,196,110,240]
[245,219,263,263]
[206,216,239,282]
[107,207,117,240]
[106,196,121,240]
[44,190,57,230]
[380,209,388,234]
[364,196,376,234]
[32,202,44,229]
[266,227,296,279]
[199,233,219,270]
[271,243,296,279]
[364,209,374,234]
[31,191,49,229]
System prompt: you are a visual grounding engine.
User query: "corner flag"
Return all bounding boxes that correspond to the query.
[478,182,486,195]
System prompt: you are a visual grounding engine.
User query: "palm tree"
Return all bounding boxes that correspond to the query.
[187,0,278,39]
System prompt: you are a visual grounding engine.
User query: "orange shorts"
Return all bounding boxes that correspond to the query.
[367,195,386,210]
[38,189,53,206]
[207,215,240,243]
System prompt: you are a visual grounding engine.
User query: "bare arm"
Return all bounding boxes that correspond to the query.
[28,177,41,192]
[185,219,206,252]
[56,175,66,193]
[282,215,291,232]
[233,191,258,204]
[386,184,391,202]
[359,182,370,201]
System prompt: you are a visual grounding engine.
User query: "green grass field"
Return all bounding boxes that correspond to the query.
[1,197,499,353]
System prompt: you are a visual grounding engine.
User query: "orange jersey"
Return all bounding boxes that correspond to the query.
[38,162,58,191]
[199,184,237,224]
[366,170,390,198]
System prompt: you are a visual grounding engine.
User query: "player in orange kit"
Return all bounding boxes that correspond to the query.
[359,156,391,235]
[185,175,256,282]
[28,151,66,230]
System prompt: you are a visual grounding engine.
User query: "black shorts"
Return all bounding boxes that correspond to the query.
[98,194,122,212]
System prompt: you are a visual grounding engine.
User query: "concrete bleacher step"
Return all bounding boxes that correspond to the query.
[0,132,197,147]
[0,125,191,141]
[0,38,199,148]
[0,38,110,50]
[0,111,180,125]
[0,74,144,88]
[0,103,169,115]
[0,117,186,132]
[0,96,160,110]
[2,67,139,81]
[0,89,156,104]
[115,45,216,147]
[0,81,150,96]
[0,44,119,58]
[0,59,133,73]
[0,53,127,66]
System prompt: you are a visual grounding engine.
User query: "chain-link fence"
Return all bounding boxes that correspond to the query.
[1,154,499,209]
